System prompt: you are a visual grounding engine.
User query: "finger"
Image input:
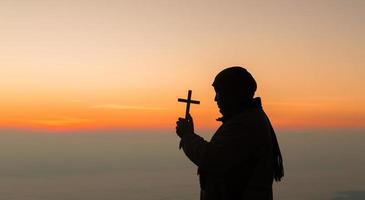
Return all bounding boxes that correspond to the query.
[178,118,187,123]
[186,114,191,120]
[187,113,194,125]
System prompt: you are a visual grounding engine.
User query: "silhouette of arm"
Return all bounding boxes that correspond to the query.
[180,122,260,173]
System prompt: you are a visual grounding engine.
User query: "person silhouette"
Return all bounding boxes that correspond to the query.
[176,66,283,200]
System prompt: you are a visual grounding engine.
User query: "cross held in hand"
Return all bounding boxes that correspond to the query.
[178,90,200,119]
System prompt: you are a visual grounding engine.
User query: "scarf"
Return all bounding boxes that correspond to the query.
[217,97,284,182]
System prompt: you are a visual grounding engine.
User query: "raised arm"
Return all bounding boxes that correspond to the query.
[177,115,260,173]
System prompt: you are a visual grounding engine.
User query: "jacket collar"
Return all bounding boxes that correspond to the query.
[217,97,263,123]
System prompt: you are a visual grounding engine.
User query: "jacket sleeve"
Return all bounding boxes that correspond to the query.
[180,122,260,173]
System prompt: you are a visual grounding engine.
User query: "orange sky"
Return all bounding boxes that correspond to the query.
[0,0,364,132]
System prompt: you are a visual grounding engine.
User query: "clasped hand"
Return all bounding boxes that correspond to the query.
[175,113,194,138]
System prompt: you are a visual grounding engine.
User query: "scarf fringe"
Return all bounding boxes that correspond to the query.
[266,115,284,182]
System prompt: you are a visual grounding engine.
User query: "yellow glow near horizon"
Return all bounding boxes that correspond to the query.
[0,0,364,132]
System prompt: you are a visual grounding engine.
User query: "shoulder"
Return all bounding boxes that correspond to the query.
[227,108,269,128]
[217,108,271,140]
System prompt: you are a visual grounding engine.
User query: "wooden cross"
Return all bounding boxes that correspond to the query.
[178,90,200,119]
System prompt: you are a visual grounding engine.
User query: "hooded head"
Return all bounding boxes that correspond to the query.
[212,66,257,119]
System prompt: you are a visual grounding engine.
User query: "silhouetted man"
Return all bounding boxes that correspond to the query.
[176,66,283,200]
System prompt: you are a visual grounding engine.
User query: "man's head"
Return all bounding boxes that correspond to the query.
[212,66,257,117]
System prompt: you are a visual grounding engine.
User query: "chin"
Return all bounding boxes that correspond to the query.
[219,109,225,115]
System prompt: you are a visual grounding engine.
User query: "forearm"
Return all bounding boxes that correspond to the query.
[179,133,209,166]
[180,133,253,173]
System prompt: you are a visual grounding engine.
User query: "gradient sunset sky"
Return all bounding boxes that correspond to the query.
[0,0,364,132]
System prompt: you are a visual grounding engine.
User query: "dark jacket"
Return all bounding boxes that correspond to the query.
[180,107,274,200]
